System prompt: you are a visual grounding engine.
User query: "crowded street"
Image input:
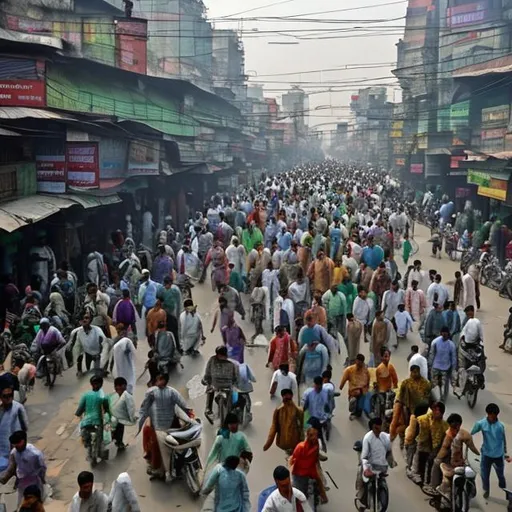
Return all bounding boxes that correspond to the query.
[1,204,510,511]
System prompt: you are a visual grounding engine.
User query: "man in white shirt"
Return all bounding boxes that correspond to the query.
[356,417,393,510]
[407,345,428,380]
[427,274,449,308]
[262,465,312,512]
[269,363,298,399]
[70,313,105,376]
[69,470,109,512]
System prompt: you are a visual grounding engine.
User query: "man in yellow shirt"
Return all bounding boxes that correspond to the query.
[340,354,370,420]
[375,348,398,393]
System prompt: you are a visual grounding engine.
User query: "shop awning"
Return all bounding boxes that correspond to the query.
[453,54,512,78]
[0,128,21,137]
[0,107,74,121]
[459,159,510,171]
[0,195,77,232]
[60,194,122,209]
[425,148,451,155]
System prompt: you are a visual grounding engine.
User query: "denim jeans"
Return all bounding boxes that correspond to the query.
[480,455,506,492]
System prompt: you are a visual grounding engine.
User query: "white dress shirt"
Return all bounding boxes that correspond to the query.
[361,430,391,472]
[460,318,483,344]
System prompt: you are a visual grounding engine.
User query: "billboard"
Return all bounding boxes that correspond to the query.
[115,20,148,75]
[0,80,45,107]
[447,2,488,27]
[127,140,160,176]
[66,142,100,189]
[36,155,66,194]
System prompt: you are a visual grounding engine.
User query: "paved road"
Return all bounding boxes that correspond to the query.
[9,224,512,511]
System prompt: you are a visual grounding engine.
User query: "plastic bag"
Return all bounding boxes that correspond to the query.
[186,374,207,400]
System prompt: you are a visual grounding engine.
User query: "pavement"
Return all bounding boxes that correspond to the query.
[7,223,512,511]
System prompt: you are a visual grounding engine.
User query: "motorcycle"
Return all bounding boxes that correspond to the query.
[444,230,459,261]
[176,273,194,301]
[499,260,512,300]
[460,246,478,274]
[430,462,477,512]
[164,407,203,496]
[369,388,395,433]
[353,441,389,512]
[456,341,486,409]
[480,254,502,290]
[37,349,60,388]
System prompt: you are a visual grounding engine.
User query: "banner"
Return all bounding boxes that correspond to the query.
[0,79,45,107]
[36,155,66,194]
[447,2,488,27]
[127,140,160,176]
[66,142,99,189]
[410,163,424,174]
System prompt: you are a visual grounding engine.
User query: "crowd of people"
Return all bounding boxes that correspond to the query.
[0,160,508,512]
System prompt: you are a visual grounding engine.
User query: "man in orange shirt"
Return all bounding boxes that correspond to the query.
[146,299,166,347]
[375,348,398,393]
[340,354,370,420]
[289,427,328,504]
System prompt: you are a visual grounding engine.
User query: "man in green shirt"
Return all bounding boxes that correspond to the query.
[75,375,110,464]
[157,275,183,351]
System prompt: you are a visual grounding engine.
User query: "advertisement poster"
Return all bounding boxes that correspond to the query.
[127,140,160,176]
[66,142,99,189]
[0,79,46,107]
[36,155,66,194]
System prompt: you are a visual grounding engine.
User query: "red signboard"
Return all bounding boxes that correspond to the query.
[116,20,147,75]
[0,79,45,107]
[66,142,99,189]
[410,163,424,174]
[36,155,66,194]
[450,156,466,168]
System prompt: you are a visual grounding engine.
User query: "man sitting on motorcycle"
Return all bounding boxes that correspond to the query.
[202,346,239,422]
[355,417,395,511]
[147,321,180,386]
[424,413,480,497]
[32,318,66,377]
[302,376,333,452]
[454,305,484,397]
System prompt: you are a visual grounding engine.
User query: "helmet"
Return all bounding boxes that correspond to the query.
[353,440,363,452]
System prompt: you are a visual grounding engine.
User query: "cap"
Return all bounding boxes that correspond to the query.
[40,318,50,325]
[141,269,150,275]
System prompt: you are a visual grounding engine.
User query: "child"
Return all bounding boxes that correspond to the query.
[394,303,413,339]
[322,366,338,413]
[402,233,413,266]
[109,377,137,450]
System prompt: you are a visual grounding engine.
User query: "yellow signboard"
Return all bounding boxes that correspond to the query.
[477,185,507,201]
[390,130,403,138]
[417,134,428,149]
[392,121,404,130]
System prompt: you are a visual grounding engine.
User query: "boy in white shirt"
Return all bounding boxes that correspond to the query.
[270,363,298,400]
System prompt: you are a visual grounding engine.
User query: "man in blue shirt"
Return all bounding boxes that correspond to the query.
[429,326,457,402]
[302,375,332,451]
[471,403,511,499]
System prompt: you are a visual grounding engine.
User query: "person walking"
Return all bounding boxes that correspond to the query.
[261,465,312,512]
[69,471,109,511]
[471,403,511,499]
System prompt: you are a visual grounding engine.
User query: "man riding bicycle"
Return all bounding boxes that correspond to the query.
[202,345,239,423]
[302,376,332,452]
[355,417,395,511]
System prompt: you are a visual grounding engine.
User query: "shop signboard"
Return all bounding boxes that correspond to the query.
[390,130,403,138]
[66,142,100,189]
[482,105,509,126]
[467,170,491,187]
[99,138,128,178]
[417,134,428,149]
[127,140,160,176]
[115,20,148,75]
[447,2,488,27]
[481,127,507,140]
[437,108,451,132]
[391,121,404,130]
[478,177,508,201]
[0,79,45,107]
[395,158,405,166]
[450,101,470,131]
[410,163,424,174]
[36,155,66,194]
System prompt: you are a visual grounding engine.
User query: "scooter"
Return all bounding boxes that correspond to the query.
[164,407,203,496]
[430,462,477,512]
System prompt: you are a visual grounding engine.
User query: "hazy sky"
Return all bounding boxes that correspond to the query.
[203,0,406,132]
